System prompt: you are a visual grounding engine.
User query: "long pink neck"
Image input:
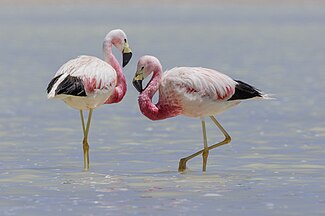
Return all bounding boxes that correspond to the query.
[103,42,126,104]
[139,68,181,121]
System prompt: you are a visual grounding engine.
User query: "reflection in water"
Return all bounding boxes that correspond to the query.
[0,3,324,216]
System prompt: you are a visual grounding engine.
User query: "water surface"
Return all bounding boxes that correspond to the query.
[0,3,324,216]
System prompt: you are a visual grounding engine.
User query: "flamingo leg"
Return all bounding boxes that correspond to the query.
[80,110,86,135]
[80,110,87,169]
[201,118,209,172]
[178,116,231,172]
[82,108,93,170]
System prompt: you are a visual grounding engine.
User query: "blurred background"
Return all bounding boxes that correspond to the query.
[0,1,324,215]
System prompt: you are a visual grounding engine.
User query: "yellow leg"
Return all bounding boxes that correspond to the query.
[80,110,86,135]
[178,116,231,172]
[201,117,209,172]
[83,137,89,170]
[81,109,93,170]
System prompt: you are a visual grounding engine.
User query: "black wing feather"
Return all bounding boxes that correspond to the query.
[228,80,262,101]
[47,74,63,94]
[55,75,87,97]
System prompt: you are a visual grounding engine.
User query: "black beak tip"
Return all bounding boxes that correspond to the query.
[122,52,132,68]
[132,80,143,93]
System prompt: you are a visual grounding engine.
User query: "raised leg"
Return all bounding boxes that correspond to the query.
[80,109,93,170]
[178,116,231,172]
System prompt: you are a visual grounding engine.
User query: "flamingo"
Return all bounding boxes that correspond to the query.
[46,29,132,170]
[132,55,270,172]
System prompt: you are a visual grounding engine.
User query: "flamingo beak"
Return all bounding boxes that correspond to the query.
[122,42,132,67]
[133,73,143,93]
[133,80,143,93]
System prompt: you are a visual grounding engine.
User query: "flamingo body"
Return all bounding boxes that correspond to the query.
[47,55,117,110]
[158,67,241,118]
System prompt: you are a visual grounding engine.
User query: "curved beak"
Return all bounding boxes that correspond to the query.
[133,71,144,93]
[132,79,143,93]
[122,42,132,67]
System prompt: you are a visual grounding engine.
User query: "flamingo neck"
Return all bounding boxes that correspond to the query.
[103,41,127,104]
[139,68,181,120]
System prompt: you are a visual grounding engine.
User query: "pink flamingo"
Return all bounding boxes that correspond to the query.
[47,29,132,170]
[133,55,270,172]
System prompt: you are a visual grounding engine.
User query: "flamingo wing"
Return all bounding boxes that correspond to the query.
[162,67,237,101]
[47,55,117,98]
[53,74,87,96]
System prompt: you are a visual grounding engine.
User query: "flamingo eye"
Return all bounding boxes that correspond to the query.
[124,39,127,43]
[141,66,145,70]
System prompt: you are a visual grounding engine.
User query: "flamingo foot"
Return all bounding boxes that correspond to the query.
[178,158,187,172]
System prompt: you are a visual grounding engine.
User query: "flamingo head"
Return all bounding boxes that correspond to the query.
[133,55,161,93]
[105,29,132,67]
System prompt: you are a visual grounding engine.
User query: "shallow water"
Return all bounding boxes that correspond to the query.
[0,3,325,216]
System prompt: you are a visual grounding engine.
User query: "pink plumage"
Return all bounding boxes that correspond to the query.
[133,55,269,172]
